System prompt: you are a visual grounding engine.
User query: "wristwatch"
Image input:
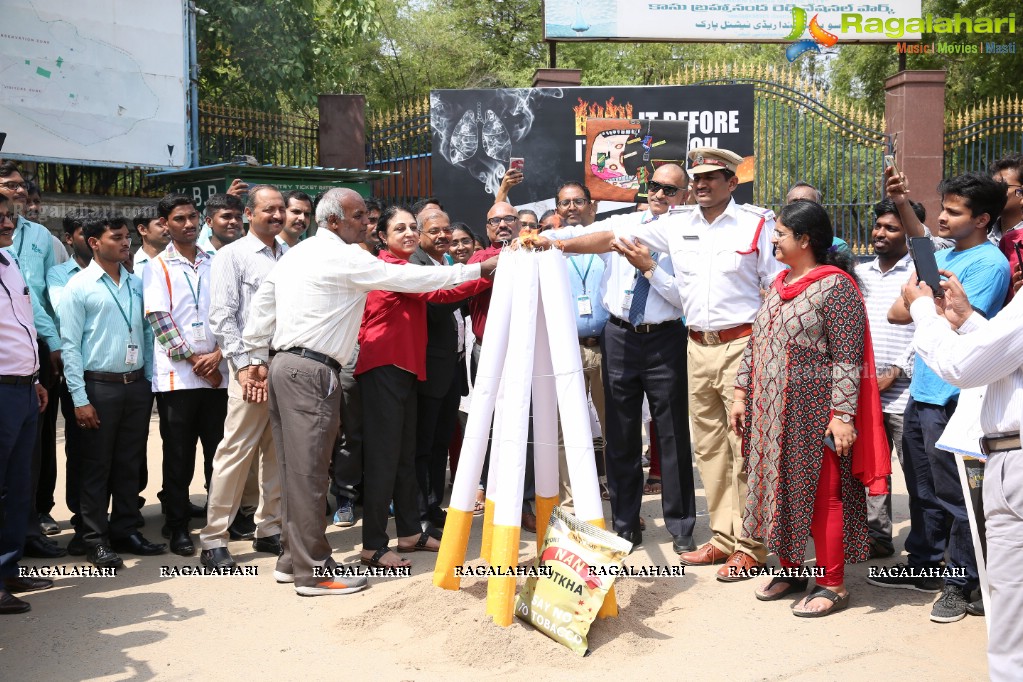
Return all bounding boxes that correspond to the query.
[835,413,853,424]
[643,262,658,280]
[248,358,266,367]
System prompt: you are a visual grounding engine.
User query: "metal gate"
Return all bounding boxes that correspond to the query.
[944,97,1023,177]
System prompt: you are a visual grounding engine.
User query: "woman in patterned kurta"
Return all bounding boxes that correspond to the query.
[730,200,886,618]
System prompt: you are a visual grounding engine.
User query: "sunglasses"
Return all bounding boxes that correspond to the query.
[647,181,683,197]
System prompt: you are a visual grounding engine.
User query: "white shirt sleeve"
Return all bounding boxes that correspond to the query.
[242,274,277,363]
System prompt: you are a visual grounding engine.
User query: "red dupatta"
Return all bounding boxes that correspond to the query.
[773,266,891,495]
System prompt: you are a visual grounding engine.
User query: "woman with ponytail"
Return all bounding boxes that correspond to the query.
[728,200,889,618]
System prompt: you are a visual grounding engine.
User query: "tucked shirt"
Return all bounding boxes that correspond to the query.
[143,242,227,392]
[855,253,915,414]
[0,251,40,376]
[910,242,1010,406]
[565,254,609,338]
[356,250,490,380]
[609,199,784,332]
[910,294,1023,436]
[46,258,84,314]
[208,232,288,374]
[59,262,153,407]
[243,229,485,367]
[467,244,501,343]
[4,216,59,350]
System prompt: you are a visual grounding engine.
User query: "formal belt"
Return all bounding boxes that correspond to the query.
[84,369,145,384]
[579,336,601,348]
[282,347,342,372]
[0,373,38,386]
[688,323,753,346]
[980,431,1021,455]
[607,315,680,335]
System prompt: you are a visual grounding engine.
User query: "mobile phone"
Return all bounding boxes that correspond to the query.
[823,434,836,451]
[1014,241,1023,274]
[509,157,525,173]
[884,154,900,178]
[0,132,6,152]
[909,236,944,298]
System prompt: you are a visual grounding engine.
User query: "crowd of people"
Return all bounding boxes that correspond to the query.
[1,146,1021,676]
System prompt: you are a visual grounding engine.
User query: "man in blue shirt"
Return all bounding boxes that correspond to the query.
[59,214,160,570]
[872,173,1010,624]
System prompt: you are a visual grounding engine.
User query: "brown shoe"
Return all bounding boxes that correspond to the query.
[678,542,729,567]
[715,551,765,582]
[521,510,537,533]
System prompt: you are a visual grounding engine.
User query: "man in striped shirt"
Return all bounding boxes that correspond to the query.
[854,198,925,558]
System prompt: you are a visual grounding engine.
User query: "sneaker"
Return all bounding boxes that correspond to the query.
[273,570,295,583]
[295,575,368,596]
[333,497,355,527]
[930,584,969,623]
[966,598,985,617]
[865,562,942,593]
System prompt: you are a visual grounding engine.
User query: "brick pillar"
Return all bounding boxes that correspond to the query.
[532,69,582,88]
[884,71,946,224]
[318,94,366,169]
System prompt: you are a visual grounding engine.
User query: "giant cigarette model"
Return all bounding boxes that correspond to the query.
[433,247,618,625]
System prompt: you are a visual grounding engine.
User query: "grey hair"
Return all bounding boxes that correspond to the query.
[787,181,823,204]
[315,188,346,229]
[416,208,449,231]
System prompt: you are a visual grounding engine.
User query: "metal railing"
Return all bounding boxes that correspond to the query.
[198,104,318,167]
[944,97,1023,177]
[366,99,432,203]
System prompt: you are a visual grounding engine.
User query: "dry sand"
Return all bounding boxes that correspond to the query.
[1,415,988,680]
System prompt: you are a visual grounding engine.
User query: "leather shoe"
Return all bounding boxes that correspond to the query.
[617,529,642,553]
[23,536,67,559]
[87,544,124,569]
[169,529,195,557]
[0,590,31,614]
[228,512,256,541]
[252,534,283,556]
[39,512,60,536]
[200,547,237,569]
[716,550,765,582]
[521,511,537,534]
[672,535,696,554]
[678,542,729,567]
[67,534,88,556]
[4,576,53,593]
[190,502,207,518]
[111,532,167,556]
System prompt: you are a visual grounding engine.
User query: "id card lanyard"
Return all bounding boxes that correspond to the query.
[100,274,140,366]
[571,255,595,316]
[182,266,206,343]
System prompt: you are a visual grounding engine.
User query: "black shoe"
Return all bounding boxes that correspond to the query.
[161,524,171,540]
[38,513,60,536]
[252,534,283,556]
[87,544,124,570]
[931,584,969,623]
[228,512,256,541]
[4,576,54,593]
[23,536,67,559]
[672,535,696,554]
[0,590,31,614]
[618,529,642,554]
[111,532,167,556]
[169,529,195,557]
[966,598,985,617]
[189,502,206,518]
[200,547,237,569]
[67,534,88,557]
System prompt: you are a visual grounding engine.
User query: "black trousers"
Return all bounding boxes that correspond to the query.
[58,380,84,533]
[78,378,153,546]
[601,320,696,538]
[329,344,363,503]
[358,365,421,550]
[156,388,227,530]
[0,383,38,578]
[37,368,60,516]
[416,372,462,523]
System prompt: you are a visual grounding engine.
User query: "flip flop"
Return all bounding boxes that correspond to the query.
[643,478,662,495]
[792,585,850,617]
[360,546,411,569]
[473,494,486,516]
[755,576,809,602]
[397,531,439,553]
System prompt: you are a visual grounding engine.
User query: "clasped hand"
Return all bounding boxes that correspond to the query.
[240,364,269,403]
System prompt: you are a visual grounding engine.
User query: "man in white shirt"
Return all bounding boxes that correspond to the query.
[904,273,1023,681]
[242,188,498,596]
[132,210,169,280]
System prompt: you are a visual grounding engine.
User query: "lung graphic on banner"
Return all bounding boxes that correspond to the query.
[430,84,755,226]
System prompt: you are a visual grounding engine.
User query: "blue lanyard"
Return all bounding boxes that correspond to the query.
[100,274,135,336]
[183,268,201,309]
[570,255,595,295]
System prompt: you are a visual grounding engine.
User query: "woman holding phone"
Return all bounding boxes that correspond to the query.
[728,200,889,618]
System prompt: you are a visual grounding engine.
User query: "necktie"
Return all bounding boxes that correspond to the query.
[628,211,659,326]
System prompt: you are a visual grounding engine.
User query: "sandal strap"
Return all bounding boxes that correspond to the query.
[369,546,391,563]
[805,585,842,604]
[766,576,808,590]
[415,531,430,548]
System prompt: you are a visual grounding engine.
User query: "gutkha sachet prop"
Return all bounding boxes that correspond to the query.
[515,506,632,656]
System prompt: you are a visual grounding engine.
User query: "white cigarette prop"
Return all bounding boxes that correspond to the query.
[532,295,560,550]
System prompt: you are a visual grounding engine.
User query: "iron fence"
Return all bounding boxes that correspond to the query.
[198,104,318,167]
[944,97,1023,178]
[366,100,432,204]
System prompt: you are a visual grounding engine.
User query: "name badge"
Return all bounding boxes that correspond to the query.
[621,290,634,315]
[190,321,207,343]
[576,295,592,316]
[125,344,139,365]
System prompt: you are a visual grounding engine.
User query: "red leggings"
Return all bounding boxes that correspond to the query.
[780,447,845,587]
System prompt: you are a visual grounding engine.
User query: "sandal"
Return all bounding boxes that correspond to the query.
[755,576,809,602]
[397,531,439,553]
[792,585,850,618]
[643,478,662,495]
[473,492,486,516]
[360,546,411,569]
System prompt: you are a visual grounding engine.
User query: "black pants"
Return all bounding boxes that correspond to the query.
[156,388,227,530]
[601,320,696,538]
[58,380,84,533]
[416,373,461,523]
[37,369,60,516]
[330,344,363,503]
[78,378,153,546]
[359,365,421,550]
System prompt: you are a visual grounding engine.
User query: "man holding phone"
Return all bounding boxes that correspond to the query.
[877,173,1010,624]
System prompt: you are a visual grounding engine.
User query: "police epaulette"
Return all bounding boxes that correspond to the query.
[737,203,776,219]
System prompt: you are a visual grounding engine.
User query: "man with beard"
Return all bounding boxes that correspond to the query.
[197,194,245,257]
[276,191,312,248]
[200,186,289,567]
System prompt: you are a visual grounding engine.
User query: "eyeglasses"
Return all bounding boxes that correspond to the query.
[487,215,519,226]
[451,237,474,248]
[772,230,794,240]
[557,197,589,208]
[1015,188,1023,198]
[647,181,684,197]
[424,227,454,237]
[0,181,29,191]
